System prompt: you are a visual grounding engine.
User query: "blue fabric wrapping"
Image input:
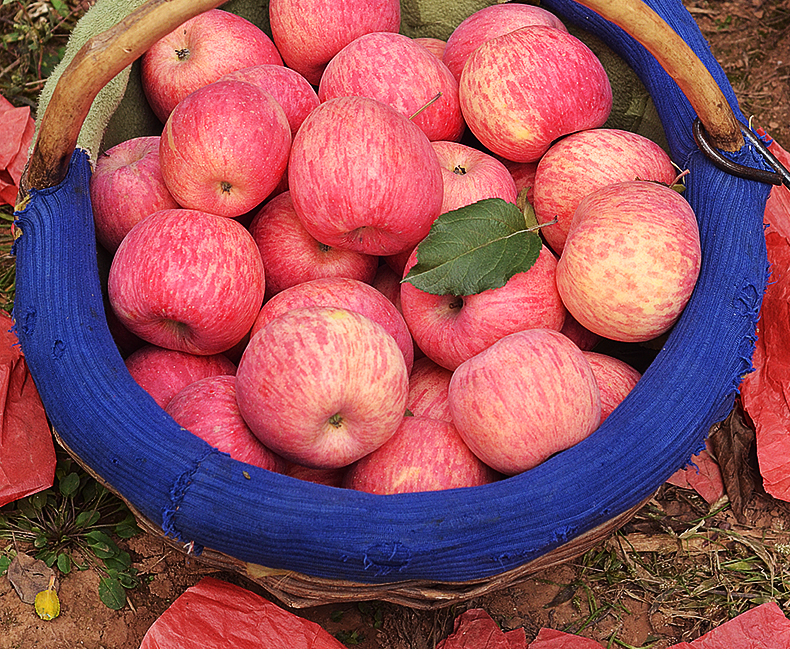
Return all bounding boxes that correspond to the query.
[12,0,773,584]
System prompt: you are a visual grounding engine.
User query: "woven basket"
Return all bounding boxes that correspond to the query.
[13,0,773,610]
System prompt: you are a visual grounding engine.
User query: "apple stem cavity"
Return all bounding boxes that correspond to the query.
[453,165,467,176]
[328,412,344,428]
[318,242,332,253]
[175,48,190,61]
[409,92,443,120]
[220,181,232,194]
[449,297,464,310]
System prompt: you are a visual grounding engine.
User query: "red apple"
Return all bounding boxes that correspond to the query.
[269,0,400,85]
[141,8,283,123]
[284,461,348,487]
[500,159,538,206]
[459,26,612,163]
[400,245,567,370]
[288,96,444,256]
[556,180,702,342]
[165,375,285,472]
[371,263,403,313]
[159,80,291,218]
[448,328,601,475]
[235,306,409,469]
[413,37,446,60]
[125,344,237,408]
[249,191,379,301]
[406,357,453,422]
[318,31,464,142]
[218,64,320,135]
[534,128,678,254]
[582,352,642,423]
[90,136,180,253]
[560,313,601,351]
[108,208,265,355]
[251,277,414,375]
[443,3,567,81]
[431,140,518,213]
[343,416,499,494]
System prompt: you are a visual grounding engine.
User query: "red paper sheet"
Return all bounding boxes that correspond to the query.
[0,311,56,507]
[670,601,790,648]
[437,608,528,648]
[739,135,790,501]
[665,446,725,504]
[0,94,36,207]
[139,576,346,649]
[528,627,603,648]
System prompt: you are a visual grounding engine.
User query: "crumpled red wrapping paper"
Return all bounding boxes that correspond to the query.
[665,445,725,504]
[0,310,56,507]
[139,576,346,649]
[670,601,790,648]
[739,135,790,501]
[0,94,35,207]
[528,627,604,648]
[437,608,527,648]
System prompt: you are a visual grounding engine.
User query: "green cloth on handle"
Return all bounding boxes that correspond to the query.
[35,0,666,161]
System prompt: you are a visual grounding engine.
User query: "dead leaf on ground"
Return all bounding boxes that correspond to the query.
[7,552,57,604]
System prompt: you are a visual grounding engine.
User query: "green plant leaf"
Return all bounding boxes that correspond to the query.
[0,554,10,576]
[114,514,140,540]
[59,472,81,498]
[98,576,126,610]
[402,198,543,296]
[103,550,132,573]
[115,569,140,590]
[86,530,119,559]
[56,552,71,574]
[75,510,100,529]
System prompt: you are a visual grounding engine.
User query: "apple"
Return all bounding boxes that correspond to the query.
[218,64,320,136]
[560,313,601,351]
[582,351,642,423]
[556,180,702,342]
[413,37,446,60]
[90,136,180,253]
[406,357,453,422]
[288,96,444,256]
[159,80,291,218]
[108,208,265,356]
[165,375,285,472]
[370,263,403,313]
[443,3,567,81]
[431,140,518,214]
[250,277,414,375]
[249,191,379,302]
[400,244,567,370]
[125,344,237,409]
[534,128,678,254]
[141,8,283,123]
[318,31,464,142]
[269,0,400,85]
[448,328,601,475]
[283,461,348,487]
[343,416,499,494]
[500,159,538,206]
[235,306,409,469]
[459,26,612,163]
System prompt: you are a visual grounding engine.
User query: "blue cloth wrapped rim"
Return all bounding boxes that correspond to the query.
[12,0,773,584]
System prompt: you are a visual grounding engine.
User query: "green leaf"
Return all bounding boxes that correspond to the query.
[103,550,132,573]
[59,472,81,498]
[98,576,126,610]
[56,552,71,574]
[114,514,141,540]
[0,554,10,576]
[402,198,543,296]
[75,510,100,528]
[115,569,140,590]
[86,530,120,559]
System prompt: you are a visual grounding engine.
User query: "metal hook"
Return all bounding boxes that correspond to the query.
[693,118,790,190]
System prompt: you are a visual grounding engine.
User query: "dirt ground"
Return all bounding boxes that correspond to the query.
[1,0,789,649]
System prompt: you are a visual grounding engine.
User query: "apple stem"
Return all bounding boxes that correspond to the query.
[409,92,442,120]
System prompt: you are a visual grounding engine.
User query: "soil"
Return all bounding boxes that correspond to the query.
[1,0,789,649]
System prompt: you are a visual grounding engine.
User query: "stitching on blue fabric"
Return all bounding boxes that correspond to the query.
[161,448,216,551]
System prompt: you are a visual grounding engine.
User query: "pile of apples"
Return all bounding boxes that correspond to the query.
[91,0,703,494]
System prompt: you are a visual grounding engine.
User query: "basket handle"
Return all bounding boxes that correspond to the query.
[20,0,227,197]
[21,0,745,198]
[573,0,744,152]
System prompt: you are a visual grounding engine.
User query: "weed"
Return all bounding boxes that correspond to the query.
[0,444,142,610]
